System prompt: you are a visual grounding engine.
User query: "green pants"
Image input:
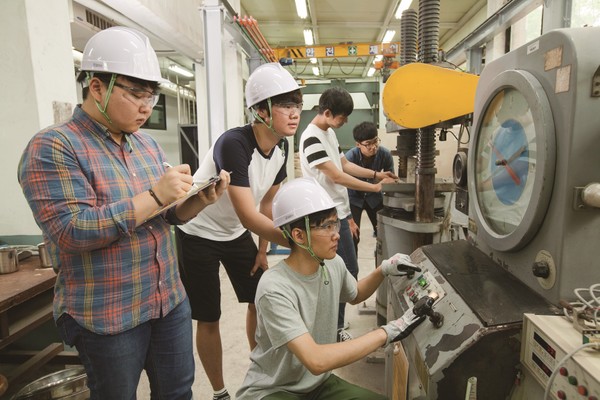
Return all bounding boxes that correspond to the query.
[262,374,388,400]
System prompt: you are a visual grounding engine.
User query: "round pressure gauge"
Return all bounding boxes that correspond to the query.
[469,70,556,251]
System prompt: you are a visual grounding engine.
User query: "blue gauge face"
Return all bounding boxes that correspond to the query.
[474,88,536,236]
[490,119,530,205]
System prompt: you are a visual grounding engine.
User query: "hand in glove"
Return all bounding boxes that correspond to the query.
[380,253,421,277]
[381,307,426,346]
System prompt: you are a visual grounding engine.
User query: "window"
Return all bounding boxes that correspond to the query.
[142,94,167,130]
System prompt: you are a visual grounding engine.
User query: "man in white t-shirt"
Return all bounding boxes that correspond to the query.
[299,87,397,342]
[177,63,302,400]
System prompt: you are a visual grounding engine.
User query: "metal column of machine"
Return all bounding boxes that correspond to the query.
[375,0,479,327]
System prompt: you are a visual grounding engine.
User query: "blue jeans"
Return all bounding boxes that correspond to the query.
[57,298,194,400]
[337,216,359,329]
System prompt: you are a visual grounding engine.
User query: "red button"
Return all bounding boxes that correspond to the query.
[588,396,598,400]
[559,367,568,376]
[578,386,588,396]
[556,390,566,399]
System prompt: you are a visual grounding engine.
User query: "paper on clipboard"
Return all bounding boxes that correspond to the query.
[145,175,221,222]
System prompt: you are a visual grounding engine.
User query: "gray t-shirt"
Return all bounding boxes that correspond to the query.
[236,256,358,399]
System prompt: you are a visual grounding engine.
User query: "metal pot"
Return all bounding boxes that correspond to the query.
[10,367,88,400]
[0,247,19,274]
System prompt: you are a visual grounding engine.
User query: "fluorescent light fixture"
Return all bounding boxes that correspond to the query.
[382,30,396,43]
[373,55,383,63]
[310,58,317,64]
[395,0,413,19]
[367,67,376,77]
[295,0,308,19]
[312,66,320,76]
[169,64,194,78]
[303,29,314,46]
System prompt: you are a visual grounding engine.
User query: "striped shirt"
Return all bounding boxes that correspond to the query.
[18,106,186,335]
[299,123,351,219]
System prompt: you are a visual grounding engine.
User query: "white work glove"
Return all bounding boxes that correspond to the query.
[381,307,426,346]
[380,253,421,277]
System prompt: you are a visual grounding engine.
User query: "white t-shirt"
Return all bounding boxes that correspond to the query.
[236,255,357,399]
[180,124,287,241]
[299,123,351,219]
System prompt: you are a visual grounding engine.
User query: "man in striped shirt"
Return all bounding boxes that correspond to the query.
[18,27,228,400]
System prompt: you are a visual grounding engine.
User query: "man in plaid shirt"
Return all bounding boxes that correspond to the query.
[18,27,228,400]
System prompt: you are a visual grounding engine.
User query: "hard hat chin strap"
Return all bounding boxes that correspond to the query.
[282,216,326,268]
[252,98,285,141]
[87,72,116,126]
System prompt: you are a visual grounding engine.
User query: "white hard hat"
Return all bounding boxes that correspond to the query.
[81,27,169,84]
[245,63,302,108]
[272,178,340,228]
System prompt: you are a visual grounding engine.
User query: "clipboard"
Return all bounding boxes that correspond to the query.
[145,175,221,222]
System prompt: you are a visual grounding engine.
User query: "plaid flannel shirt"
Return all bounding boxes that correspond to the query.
[18,106,186,334]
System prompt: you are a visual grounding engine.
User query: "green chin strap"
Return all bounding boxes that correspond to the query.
[251,98,285,142]
[282,216,321,262]
[87,72,116,126]
[282,217,330,284]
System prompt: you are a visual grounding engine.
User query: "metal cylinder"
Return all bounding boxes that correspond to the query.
[418,0,441,63]
[38,242,53,268]
[396,130,417,178]
[400,9,418,66]
[415,127,437,246]
[582,183,600,208]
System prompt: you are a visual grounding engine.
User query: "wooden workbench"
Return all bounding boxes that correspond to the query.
[0,256,64,386]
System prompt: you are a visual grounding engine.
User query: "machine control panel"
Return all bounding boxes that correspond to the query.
[521,314,600,399]
[402,270,446,306]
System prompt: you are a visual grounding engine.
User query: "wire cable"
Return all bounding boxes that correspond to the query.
[321,57,366,76]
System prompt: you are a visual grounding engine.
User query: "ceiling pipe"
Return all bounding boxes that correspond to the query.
[245,17,276,62]
[234,16,276,63]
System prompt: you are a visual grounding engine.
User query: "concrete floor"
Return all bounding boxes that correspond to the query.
[137,216,386,399]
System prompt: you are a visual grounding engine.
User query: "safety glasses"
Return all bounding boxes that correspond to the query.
[272,102,303,117]
[113,82,160,108]
[310,218,341,236]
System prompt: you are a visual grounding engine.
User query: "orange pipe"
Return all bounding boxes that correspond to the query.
[248,17,275,61]
[236,15,276,62]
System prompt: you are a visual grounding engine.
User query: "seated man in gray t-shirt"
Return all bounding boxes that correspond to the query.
[236,178,425,400]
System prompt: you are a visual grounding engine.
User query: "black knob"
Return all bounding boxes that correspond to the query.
[429,312,444,328]
[532,261,550,278]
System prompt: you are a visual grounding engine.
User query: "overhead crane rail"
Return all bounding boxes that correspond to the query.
[273,42,401,60]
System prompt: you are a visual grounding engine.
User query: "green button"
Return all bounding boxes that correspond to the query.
[568,375,578,385]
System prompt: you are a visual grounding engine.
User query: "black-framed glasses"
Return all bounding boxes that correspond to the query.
[272,102,303,117]
[359,138,381,149]
[310,218,341,235]
[113,82,160,108]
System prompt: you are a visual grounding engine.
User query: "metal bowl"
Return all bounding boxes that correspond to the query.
[11,367,88,400]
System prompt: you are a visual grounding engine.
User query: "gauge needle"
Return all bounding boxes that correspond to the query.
[503,145,526,167]
[490,143,521,185]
